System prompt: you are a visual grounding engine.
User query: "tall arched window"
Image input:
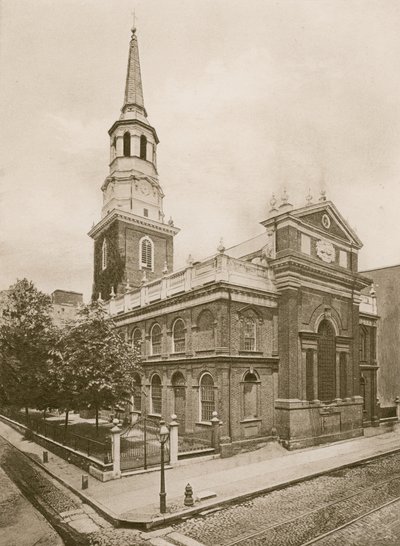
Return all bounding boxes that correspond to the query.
[101,239,108,270]
[243,317,257,351]
[151,323,162,355]
[132,373,142,412]
[317,320,336,402]
[140,237,153,270]
[172,372,185,429]
[140,135,147,160]
[197,310,215,349]
[132,328,142,353]
[151,374,162,414]
[243,371,259,419]
[123,132,131,156]
[200,373,215,422]
[173,319,185,353]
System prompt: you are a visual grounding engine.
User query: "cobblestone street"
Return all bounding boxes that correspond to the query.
[172,451,400,546]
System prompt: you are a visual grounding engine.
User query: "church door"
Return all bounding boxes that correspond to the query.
[317,320,336,402]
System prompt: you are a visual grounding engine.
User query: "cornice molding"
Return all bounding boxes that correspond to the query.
[88,209,180,239]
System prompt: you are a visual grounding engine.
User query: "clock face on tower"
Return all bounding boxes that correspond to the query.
[139,180,150,196]
[316,239,335,263]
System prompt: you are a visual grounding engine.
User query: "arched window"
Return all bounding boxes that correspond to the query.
[173,319,185,353]
[140,237,153,270]
[151,323,162,355]
[132,328,142,353]
[132,373,142,412]
[151,374,162,414]
[200,373,215,422]
[197,310,215,349]
[140,135,147,160]
[359,328,367,362]
[317,320,336,402]
[172,372,185,429]
[101,239,108,270]
[305,349,314,401]
[243,371,259,419]
[242,317,257,351]
[123,132,131,156]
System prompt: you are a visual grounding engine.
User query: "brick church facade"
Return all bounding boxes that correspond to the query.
[89,26,379,451]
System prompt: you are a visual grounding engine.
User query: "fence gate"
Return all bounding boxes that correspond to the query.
[120,416,169,471]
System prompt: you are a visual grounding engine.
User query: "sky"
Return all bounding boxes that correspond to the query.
[1,0,400,300]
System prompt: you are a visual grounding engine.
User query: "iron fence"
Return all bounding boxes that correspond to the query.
[0,407,112,463]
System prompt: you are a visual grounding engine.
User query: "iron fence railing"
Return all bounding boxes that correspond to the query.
[178,426,214,454]
[0,407,112,464]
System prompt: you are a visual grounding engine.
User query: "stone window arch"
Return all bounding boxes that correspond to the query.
[123,131,131,156]
[131,328,142,353]
[197,310,215,349]
[151,374,162,415]
[199,372,215,422]
[150,323,162,355]
[139,236,154,271]
[172,318,185,353]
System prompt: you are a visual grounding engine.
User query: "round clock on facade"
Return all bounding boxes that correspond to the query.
[139,180,150,196]
[316,239,335,263]
[322,214,331,229]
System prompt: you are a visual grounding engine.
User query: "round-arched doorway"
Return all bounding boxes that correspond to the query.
[317,320,336,402]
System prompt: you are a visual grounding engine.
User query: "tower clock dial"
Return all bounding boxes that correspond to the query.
[139,180,150,196]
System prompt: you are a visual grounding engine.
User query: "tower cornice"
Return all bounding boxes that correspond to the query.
[108,118,159,144]
[88,208,180,240]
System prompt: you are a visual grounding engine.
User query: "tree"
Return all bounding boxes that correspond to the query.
[0,279,58,414]
[52,300,141,432]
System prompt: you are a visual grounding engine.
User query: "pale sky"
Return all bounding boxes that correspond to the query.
[1,0,400,300]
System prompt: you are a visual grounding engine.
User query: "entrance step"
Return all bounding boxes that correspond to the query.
[148,538,177,546]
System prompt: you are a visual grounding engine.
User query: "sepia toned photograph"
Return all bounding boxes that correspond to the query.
[1,1,400,544]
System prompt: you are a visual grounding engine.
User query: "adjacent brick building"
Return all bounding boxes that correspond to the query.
[89,26,379,451]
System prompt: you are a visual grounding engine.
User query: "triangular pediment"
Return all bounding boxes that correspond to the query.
[292,202,362,248]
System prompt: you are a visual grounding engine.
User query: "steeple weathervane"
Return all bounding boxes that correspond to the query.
[121,14,146,118]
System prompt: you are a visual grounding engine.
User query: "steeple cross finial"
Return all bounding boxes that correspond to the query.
[131,8,137,33]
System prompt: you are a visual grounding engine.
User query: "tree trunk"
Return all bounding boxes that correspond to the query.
[25,406,29,425]
[95,406,99,435]
[43,408,46,421]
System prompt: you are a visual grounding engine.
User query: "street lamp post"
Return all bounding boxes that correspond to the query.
[159,420,169,514]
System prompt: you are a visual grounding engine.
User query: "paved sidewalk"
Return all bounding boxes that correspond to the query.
[1,419,400,529]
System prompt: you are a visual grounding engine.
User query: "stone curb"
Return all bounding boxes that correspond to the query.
[4,424,400,530]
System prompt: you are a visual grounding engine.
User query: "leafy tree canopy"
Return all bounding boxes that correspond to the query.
[50,300,141,428]
[0,278,58,409]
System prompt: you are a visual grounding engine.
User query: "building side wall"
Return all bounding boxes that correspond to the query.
[363,266,400,407]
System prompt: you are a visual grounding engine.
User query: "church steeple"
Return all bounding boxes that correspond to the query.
[89,24,179,300]
[121,26,146,119]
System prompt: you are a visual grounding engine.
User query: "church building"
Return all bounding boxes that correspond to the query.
[89,26,379,451]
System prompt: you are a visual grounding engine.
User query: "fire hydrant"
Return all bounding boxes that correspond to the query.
[184,483,194,506]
